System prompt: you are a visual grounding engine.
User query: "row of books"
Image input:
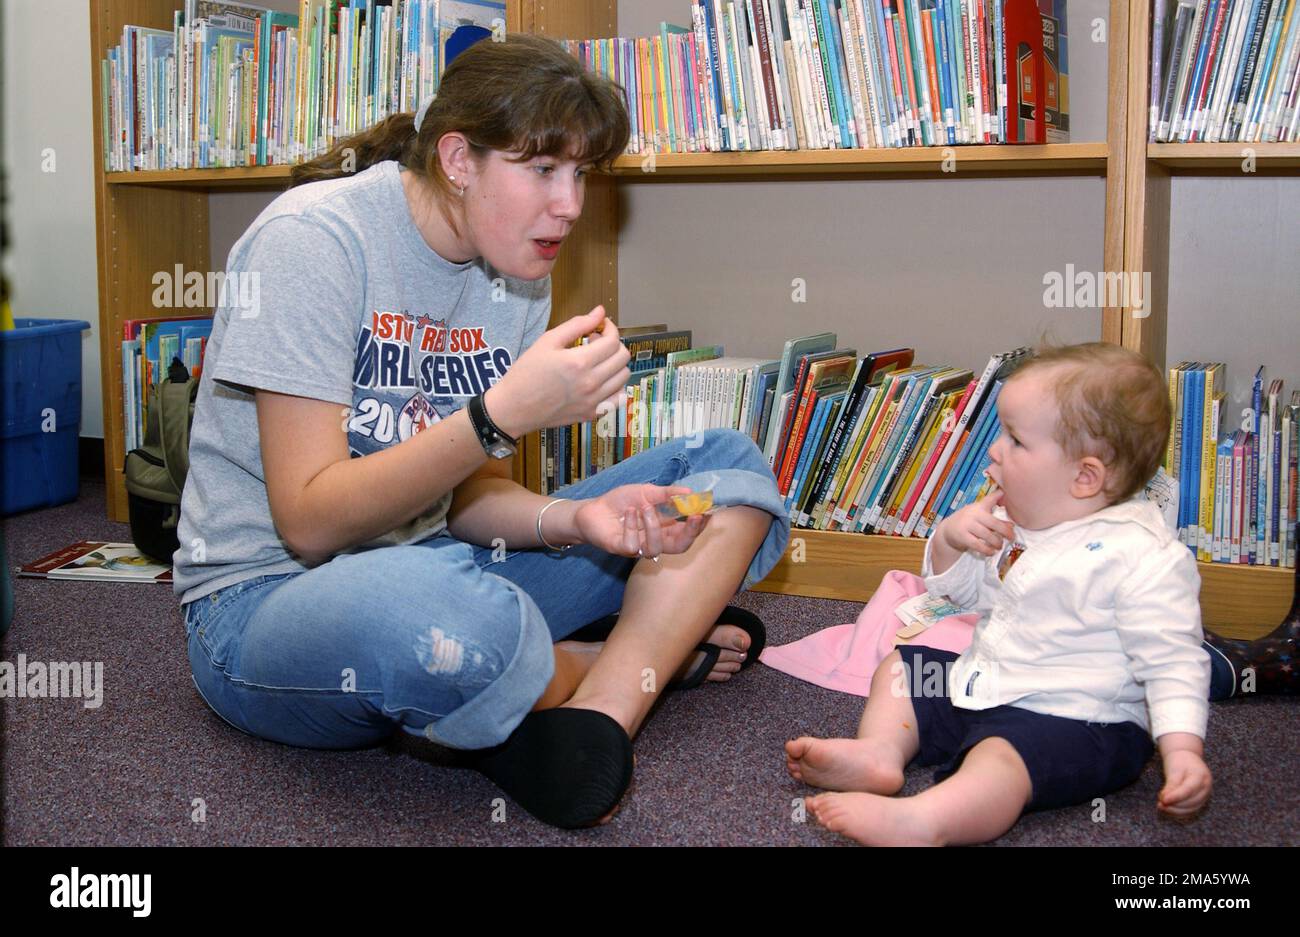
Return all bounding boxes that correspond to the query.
[1168,363,1298,567]
[121,316,213,454]
[102,0,504,172]
[1149,0,1300,144]
[538,327,1033,541]
[561,0,1069,155]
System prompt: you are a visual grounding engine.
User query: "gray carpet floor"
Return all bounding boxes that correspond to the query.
[3,478,1297,846]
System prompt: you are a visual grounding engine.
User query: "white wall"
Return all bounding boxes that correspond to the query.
[3,0,102,437]
[1166,176,1300,422]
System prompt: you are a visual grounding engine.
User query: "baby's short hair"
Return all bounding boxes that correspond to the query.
[1008,342,1171,504]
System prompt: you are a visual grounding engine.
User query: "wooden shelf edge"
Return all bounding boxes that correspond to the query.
[104,144,1111,188]
[1148,142,1300,171]
[106,166,295,188]
[746,528,1290,638]
[610,143,1110,177]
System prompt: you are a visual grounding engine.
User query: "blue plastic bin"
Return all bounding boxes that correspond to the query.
[1,317,92,515]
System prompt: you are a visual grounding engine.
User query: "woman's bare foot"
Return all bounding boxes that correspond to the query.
[785,736,905,794]
[806,792,940,846]
[557,622,751,687]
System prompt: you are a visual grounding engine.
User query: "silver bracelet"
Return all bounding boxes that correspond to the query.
[536,498,572,553]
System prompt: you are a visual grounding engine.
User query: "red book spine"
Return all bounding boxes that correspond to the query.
[778,374,818,494]
[899,378,976,528]
[780,388,821,495]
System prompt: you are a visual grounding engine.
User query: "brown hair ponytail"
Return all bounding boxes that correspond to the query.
[290,33,629,233]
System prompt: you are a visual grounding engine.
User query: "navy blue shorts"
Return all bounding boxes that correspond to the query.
[899,646,1155,811]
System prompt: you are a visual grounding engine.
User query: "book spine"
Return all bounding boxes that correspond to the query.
[1231,0,1275,137]
[825,386,883,527]
[881,2,913,143]
[1272,422,1283,563]
[1169,1,1209,140]
[893,1,925,144]
[1214,439,1227,560]
[1214,0,1259,139]
[1215,0,1264,138]
[1193,0,1234,139]
[863,0,898,145]
[1180,0,1223,142]
[903,379,975,535]
[840,380,903,527]
[1199,366,1218,559]
[786,394,825,516]
[840,0,874,145]
[1288,408,1299,566]
[786,0,821,147]
[903,0,934,143]
[920,8,944,140]
[1249,0,1295,138]
[857,378,923,530]
[1263,1,1300,139]
[752,0,788,146]
[851,0,886,145]
[1159,5,1193,139]
[1246,430,1260,562]
[1152,0,1172,138]
[869,381,936,529]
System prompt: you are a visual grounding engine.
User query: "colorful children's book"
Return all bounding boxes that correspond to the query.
[20,542,174,583]
[763,332,836,466]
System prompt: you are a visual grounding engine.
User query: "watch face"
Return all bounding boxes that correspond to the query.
[488,440,515,459]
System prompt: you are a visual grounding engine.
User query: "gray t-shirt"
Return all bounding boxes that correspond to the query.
[173,160,551,605]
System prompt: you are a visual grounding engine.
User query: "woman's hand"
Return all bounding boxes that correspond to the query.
[483,305,631,439]
[574,483,710,559]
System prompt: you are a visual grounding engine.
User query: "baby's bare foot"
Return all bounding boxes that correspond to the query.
[785,736,905,794]
[807,792,939,846]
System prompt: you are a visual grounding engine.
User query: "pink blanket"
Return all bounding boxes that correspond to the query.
[758,570,978,697]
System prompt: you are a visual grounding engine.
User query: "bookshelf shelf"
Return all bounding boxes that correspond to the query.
[103,143,1113,190]
[105,166,296,188]
[751,528,1293,638]
[1147,143,1300,172]
[609,143,1111,178]
[89,0,1289,639]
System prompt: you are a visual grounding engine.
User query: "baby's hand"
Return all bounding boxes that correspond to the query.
[1157,749,1213,819]
[940,490,1014,558]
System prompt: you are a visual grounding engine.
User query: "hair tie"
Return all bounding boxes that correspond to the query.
[413,94,436,134]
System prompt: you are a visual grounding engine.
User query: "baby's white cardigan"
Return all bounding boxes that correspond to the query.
[922,497,1210,740]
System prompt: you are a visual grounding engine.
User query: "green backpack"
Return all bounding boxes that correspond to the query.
[123,357,198,563]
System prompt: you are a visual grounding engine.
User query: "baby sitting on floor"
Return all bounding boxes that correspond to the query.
[786,342,1212,845]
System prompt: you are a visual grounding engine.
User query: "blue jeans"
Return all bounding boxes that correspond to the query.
[181,428,789,752]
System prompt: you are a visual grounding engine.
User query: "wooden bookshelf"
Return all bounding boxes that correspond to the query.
[104,166,295,187]
[1117,1,1297,637]
[608,143,1110,177]
[1147,142,1300,172]
[89,0,1290,638]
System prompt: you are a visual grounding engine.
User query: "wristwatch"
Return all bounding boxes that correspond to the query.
[467,392,517,459]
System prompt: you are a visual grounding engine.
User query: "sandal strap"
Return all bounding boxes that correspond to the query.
[669,642,723,691]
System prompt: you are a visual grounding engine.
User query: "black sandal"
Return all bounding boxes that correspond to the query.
[472,707,634,829]
[565,605,767,691]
